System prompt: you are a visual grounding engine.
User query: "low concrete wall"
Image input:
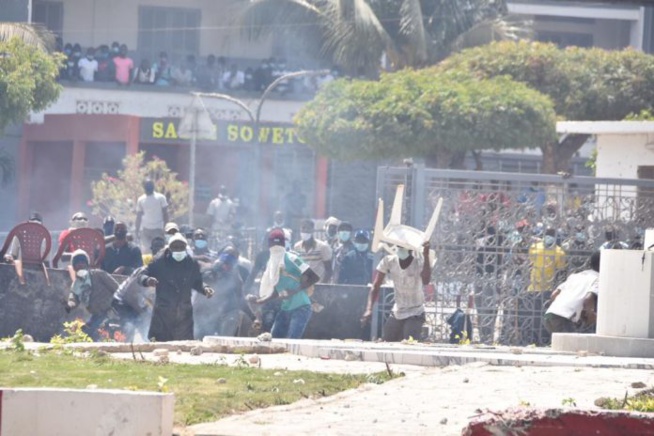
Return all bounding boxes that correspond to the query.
[0,264,370,342]
[0,387,173,435]
[463,408,654,436]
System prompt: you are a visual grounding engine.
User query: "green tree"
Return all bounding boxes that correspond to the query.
[437,41,654,172]
[0,37,64,132]
[295,69,556,167]
[90,152,189,230]
[237,0,519,75]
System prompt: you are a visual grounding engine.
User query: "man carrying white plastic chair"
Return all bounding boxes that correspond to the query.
[360,184,441,342]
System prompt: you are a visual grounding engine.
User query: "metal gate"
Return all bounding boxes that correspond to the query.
[375,166,654,345]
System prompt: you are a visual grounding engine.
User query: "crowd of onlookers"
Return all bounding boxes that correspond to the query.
[56,39,339,94]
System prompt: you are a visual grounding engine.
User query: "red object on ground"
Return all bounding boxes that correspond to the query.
[463,408,654,436]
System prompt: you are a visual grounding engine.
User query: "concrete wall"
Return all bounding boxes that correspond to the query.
[595,133,651,180]
[1,388,174,435]
[59,0,273,59]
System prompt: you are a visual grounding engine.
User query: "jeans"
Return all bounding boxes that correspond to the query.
[382,312,425,342]
[271,304,312,339]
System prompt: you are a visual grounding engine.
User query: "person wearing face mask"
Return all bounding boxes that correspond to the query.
[66,250,120,341]
[293,219,333,283]
[78,47,98,82]
[332,222,354,284]
[191,228,216,268]
[135,179,169,254]
[101,222,143,276]
[248,229,320,339]
[337,230,374,285]
[193,245,256,339]
[139,233,214,341]
[526,227,567,345]
[361,241,433,342]
[113,43,134,85]
[321,216,340,249]
[562,224,593,273]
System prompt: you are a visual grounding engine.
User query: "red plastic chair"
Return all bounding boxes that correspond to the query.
[52,228,106,268]
[0,222,52,286]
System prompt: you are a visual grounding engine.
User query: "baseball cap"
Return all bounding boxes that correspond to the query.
[268,228,286,247]
[168,232,187,247]
[164,222,180,233]
[354,230,370,242]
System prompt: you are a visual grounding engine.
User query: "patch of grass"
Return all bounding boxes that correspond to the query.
[597,388,654,413]
[0,349,393,426]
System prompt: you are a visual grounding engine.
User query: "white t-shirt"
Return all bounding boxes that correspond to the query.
[136,192,168,230]
[78,57,98,82]
[546,269,599,322]
[206,197,234,229]
[376,254,425,319]
[222,70,244,89]
[293,239,332,282]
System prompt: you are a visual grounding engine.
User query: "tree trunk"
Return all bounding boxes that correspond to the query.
[540,134,591,174]
[471,150,483,171]
[425,149,457,169]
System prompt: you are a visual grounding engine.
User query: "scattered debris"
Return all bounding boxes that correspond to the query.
[510,348,523,355]
[293,379,305,385]
[153,348,169,357]
[22,334,34,342]
[463,378,469,383]
[577,350,588,357]
[632,382,647,389]
[86,384,98,389]
[257,332,272,342]
[190,346,203,356]
[248,355,260,365]
[440,418,448,425]
[216,378,227,384]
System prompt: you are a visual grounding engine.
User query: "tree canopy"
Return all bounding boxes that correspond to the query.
[435,41,654,172]
[0,37,63,132]
[294,69,556,167]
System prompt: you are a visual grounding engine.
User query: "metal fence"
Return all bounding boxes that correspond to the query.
[376,166,654,345]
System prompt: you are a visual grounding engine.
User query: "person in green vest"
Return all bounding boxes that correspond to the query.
[248,228,319,339]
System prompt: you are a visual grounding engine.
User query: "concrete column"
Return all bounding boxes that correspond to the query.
[69,140,86,216]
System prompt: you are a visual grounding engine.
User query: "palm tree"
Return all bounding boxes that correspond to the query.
[0,22,55,51]
[236,0,526,75]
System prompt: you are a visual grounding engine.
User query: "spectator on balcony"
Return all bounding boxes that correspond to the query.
[113,44,134,86]
[95,45,114,82]
[243,67,255,91]
[196,54,217,91]
[172,55,196,87]
[153,52,172,86]
[110,41,120,58]
[253,58,272,92]
[78,47,98,82]
[216,56,227,89]
[132,58,155,84]
[222,63,245,90]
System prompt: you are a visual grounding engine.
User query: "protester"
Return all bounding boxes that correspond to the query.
[141,236,166,266]
[191,227,216,268]
[337,230,374,285]
[544,251,600,334]
[332,221,355,283]
[361,242,433,342]
[139,233,214,341]
[293,219,333,283]
[248,229,319,339]
[135,179,169,254]
[101,222,143,275]
[66,249,120,341]
[193,244,256,339]
[206,185,235,245]
[58,211,89,250]
[322,216,341,249]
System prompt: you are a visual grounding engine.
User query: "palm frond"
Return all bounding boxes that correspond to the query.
[0,22,55,51]
[398,0,427,64]
[236,0,323,40]
[450,17,532,53]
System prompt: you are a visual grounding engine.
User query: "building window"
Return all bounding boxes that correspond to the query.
[32,1,63,35]
[537,31,593,48]
[138,6,201,64]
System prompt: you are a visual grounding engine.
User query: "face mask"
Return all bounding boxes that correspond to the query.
[217,252,237,269]
[171,251,187,262]
[354,243,368,252]
[300,232,312,242]
[543,236,556,247]
[338,231,351,242]
[269,245,286,260]
[76,269,89,279]
[396,247,410,260]
[575,232,586,242]
[194,240,208,250]
[114,230,127,240]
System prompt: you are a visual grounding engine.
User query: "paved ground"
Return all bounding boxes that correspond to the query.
[105,338,654,436]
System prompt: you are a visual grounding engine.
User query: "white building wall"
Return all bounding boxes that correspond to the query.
[32,87,304,123]
[59,0,273,59]
[595,133,650,179]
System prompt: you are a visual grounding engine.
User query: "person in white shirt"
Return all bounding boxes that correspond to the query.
[78,48,98,82]
[293,219,333,283]
[361,241,433,342]
[544,251,600,334]
[135,179,169,254]
[222,64,245,90]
